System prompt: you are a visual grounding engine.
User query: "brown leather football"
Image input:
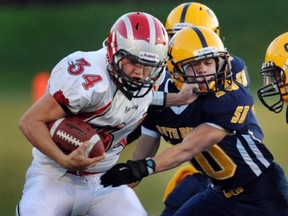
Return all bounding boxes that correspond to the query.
[47,118,104,158]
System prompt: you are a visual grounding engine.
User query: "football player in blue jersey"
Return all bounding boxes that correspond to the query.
[101,26,288,216]
[257,32,288,202]
[257,32,288,122]
[159,3,264,215]
[125,3,287,215]
[126,2,265,215]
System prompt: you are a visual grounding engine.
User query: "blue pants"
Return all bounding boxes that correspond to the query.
[161,173,209,216]
[174,164,288,216]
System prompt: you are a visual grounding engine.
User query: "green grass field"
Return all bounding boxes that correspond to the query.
[1,1,287,215]
[1,94,288,215]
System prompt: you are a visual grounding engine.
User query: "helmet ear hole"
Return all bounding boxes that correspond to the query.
[173,68,181,79]
[174,68,179,77]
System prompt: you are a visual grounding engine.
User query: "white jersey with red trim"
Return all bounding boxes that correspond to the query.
[32,47,153,174]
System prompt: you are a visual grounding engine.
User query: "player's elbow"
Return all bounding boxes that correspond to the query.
[19,114,31,135]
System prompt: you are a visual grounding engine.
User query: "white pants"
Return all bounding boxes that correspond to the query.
[16,163,147,216]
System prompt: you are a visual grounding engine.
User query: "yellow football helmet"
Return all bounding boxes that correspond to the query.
[165,2,220,90]
[257,32,288,113]
[165,2,220,37]
[167,26,232,94]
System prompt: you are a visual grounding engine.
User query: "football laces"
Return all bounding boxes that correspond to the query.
[56,130,83,147]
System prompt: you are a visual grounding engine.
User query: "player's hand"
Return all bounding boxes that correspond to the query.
[165,84,198,107]
[100,159,150,187]
[178,83,198,104]
[60,141,105,171]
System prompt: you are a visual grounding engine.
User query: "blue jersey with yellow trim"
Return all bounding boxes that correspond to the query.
[229,54,264,141]
[126,54,263,143]
[143,73,273,190]
[230,54,250,88]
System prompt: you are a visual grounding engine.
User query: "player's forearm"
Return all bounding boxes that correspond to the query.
[166,84,198,106]
[152,91,187,107]
[151,84,197,108]
[165,92,190,107]
[151,124,227,173]
[152,143,195,173]
[19,114,66,163]
[19,93,68,165]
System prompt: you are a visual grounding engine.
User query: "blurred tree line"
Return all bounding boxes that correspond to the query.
[0,0,73,5]
[0,0,159,6]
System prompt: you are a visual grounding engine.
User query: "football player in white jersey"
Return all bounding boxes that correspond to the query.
[16,12,168,216]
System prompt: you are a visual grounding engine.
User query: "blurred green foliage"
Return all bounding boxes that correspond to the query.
[1,1,287,215]
[0,0,287,96]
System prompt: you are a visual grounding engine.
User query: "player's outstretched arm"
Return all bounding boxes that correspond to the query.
[100,124,227,187]
[165,84,198,107]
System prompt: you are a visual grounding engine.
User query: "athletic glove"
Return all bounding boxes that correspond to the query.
[100,158,156,187]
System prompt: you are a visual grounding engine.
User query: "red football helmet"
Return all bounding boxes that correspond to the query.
[106,12,169,99]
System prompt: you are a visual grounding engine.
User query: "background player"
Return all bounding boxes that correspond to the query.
[257,32,288,201]
[16,12,168,216]
[257,32,288,123]
[101,26,288,216]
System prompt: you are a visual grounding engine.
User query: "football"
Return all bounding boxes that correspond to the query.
[47,118,105,158]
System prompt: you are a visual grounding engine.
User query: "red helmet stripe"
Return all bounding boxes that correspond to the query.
[127,13,151,43]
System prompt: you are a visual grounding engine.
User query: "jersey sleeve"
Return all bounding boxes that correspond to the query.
[202,85,254,132]
[230,54,250,88]
[47,51,108,114]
